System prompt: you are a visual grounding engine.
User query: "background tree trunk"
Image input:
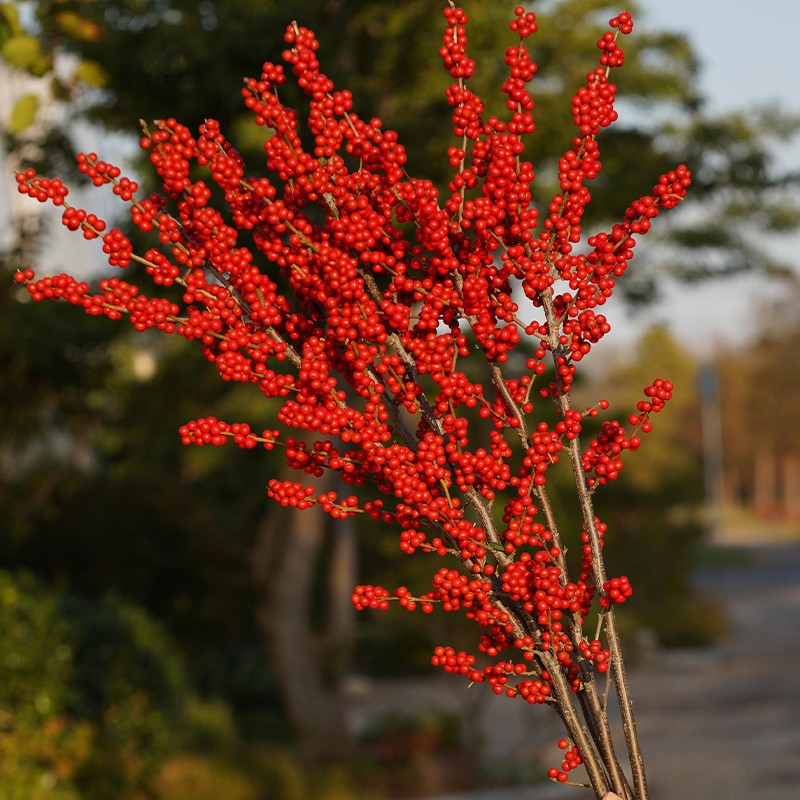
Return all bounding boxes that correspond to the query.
[251,466,355,756]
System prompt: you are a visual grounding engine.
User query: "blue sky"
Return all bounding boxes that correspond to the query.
[640,0,800,116]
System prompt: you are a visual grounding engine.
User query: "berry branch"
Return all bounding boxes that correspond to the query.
[13,6,690,798]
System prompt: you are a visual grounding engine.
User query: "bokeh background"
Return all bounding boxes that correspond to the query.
[2,1,799,798]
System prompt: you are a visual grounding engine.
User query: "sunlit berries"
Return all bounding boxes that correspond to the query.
[14,7,685,765]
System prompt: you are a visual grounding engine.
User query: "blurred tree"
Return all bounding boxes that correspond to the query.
[595,325,704,497]
[624,107,800,305]
[0,570,187,799]
[0,288,286,721]
[715,283,800,515]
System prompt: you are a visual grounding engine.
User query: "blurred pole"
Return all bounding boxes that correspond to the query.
[326,497,357,676]
[698,363,725,541]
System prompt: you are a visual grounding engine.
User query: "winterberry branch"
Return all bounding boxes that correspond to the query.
[12,6,692,798]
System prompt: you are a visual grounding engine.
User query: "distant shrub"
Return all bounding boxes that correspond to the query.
[0,570,187,798]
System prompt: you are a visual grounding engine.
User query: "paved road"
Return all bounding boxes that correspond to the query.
[626,542,800,800]
[376,541,800,800]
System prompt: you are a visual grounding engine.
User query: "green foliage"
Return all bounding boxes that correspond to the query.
[1,33,48,75]
[8,93,39,134]
[73,58,109,88]
[0,716,90,800]
[1,279,287,737]
[602,326,703,496]
[153,747,382,800]
[0,571,73,723]
[178,696,239,752]
[0,1,22,41]
[152,753,262,800]
[0,0,107,139]
[0,571,187,799]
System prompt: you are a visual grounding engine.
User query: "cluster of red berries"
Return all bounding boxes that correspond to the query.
[601,575,633,608]
[635,377,674,416]
[431,645,476,675]
[503,8,536,129]
[266,478,317,509]
[15,169,69,205]
[582,419,635,485]
[351,584,392,612]
[515,676,552,704]
[581,378,671,486]
[465,659,553,706]
[14,4,688,743]
[509,5,537,38]
[441,5,476,80]
[548,738,585,783]
[102,228,133,268]
[178,417,279,450]
[578,638,611,672]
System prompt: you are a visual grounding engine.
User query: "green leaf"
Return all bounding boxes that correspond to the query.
[0,3,23,43]
[74,58,109,88]
[9,93,39,134]
[1,34,47,72]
